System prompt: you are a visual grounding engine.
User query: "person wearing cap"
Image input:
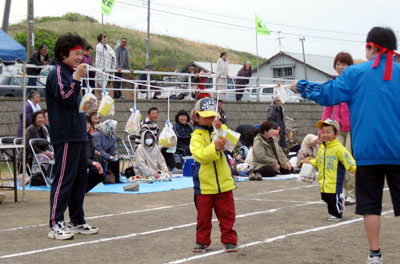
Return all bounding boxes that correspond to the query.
[46,33,98,240]
[292,26,400,264]
[190,97,238,253]
[138,65,161,99]
[308,119,356,222]
[27,44,49,91]
[267,95,287,148]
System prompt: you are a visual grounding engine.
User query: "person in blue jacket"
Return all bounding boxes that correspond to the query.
[292,27,400,264]
[46,33,99,240]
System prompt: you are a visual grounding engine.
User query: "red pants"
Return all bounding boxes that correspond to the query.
[195,190,237,246]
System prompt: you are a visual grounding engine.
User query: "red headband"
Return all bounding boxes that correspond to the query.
[68,45,83,52]
[366,42,399,81]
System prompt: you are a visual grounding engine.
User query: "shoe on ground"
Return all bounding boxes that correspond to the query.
[345,196,356,205]
[48,221,74,240]
[327,215,342,222]
[224,243,238,253]
[248,172,256,181]
[255,172,263,181]
[366,255,382,264]
[171,167,183,175]
[68,222,99,235]
[193,243,211,253]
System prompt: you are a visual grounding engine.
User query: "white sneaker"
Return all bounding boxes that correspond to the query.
[48,221,74,240]
[328,215,342,222]
[345,196,356,205]
[68,222,99,235]
[366,255,382,264]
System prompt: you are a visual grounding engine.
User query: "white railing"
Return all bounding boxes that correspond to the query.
[0,63,306,102]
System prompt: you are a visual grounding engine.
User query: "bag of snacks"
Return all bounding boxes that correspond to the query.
[79,90,98,113]
[98,93,115,117]
[159,121,177,148]
[125,109,142,134]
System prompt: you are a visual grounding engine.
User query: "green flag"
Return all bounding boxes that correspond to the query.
[255,15,270,36]
[101,0,114,16]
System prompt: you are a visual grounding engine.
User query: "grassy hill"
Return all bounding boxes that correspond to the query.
[8,13,264,72]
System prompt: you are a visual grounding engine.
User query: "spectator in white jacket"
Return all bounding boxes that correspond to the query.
[95,33,116,97]
[215,52,229,100]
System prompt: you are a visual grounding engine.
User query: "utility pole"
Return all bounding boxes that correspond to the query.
[27,0,35,58]
[145,0,150,66]
[299,37,307,79]
[277,31,283,52]
[2,0,12,33]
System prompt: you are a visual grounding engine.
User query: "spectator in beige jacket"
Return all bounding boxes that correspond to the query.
[215,52,229,100]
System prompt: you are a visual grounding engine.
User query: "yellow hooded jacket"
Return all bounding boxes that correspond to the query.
[190,125,236,195]
[310,139,356,194]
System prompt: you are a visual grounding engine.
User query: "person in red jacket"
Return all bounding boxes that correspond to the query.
[320,52,355,205]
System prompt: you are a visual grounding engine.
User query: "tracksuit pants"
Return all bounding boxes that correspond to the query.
[321,192,344,218]
[194,190,237,246]
[49,142,87,228]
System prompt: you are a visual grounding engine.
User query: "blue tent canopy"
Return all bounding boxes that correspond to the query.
[0,29,26,63]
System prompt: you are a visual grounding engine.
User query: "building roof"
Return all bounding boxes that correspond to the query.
[181,61,243,77]
[256,51,337,77]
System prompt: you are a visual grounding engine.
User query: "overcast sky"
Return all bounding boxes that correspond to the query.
[1,0,399,61]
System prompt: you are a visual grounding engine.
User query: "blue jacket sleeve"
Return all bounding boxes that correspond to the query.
[49,67,82,108]
[296,69,352,106]
[92,132,112,161]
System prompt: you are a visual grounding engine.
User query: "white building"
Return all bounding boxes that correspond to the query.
[251,51,337,85]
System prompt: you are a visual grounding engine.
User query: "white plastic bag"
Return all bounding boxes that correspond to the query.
[212,128,241,152]
[275,83,289,104]
[297,163,317,184]
[125,109,142,134]
[98,93,115,117]
[79,90,98,113]
[159,121,177,148]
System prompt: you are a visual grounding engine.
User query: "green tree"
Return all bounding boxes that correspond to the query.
[14,29,58,59]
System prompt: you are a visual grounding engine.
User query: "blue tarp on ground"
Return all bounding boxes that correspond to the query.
[0,30,26,63]
[18,174,298,194]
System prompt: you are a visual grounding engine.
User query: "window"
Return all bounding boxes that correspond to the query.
[273,67,294,79]
[262,87,274,94]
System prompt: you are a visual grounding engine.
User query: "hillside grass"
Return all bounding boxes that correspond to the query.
[8,13,264,72]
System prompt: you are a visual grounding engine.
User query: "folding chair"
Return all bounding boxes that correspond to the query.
[13,137,25,174]
[0,136,16,179]
[28,138,55,186]
[126,134,136,155]
[116,136,135,177]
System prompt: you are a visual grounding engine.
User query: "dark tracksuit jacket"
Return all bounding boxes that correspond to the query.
[46,61,88,228]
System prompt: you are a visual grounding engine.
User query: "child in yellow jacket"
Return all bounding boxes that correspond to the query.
[190,97,238,253]
[309,118,356,221]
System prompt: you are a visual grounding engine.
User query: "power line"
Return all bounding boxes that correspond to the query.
[115,0,365,43]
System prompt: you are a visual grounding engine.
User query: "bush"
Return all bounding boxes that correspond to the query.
[14,29,58,59]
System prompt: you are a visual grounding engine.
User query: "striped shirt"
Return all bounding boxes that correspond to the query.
[134,117,159,148]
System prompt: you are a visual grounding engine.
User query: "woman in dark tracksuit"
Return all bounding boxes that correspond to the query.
[46,33,98,240]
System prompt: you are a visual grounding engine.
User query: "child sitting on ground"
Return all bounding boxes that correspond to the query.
[132,130,172,183]
[296,134,319,168]
[308,119,356,221]
[190,97,238,253]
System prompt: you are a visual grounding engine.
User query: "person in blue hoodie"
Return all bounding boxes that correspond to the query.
[46,33,98,240]
[292,27,400,264]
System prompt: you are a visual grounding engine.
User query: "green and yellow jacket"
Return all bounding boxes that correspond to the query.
[311,139,356,194]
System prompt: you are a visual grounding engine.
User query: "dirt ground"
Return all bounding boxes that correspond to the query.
[0,179,398,264]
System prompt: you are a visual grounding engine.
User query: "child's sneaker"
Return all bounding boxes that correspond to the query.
[224,243,238,253]
[345,196,356,205]
[248,172,256,181]
[328,215,342,222]
[193,243,211,253]
[255,172,263,181]
[68,222,99,235]
[366,255,382,264]
[48,221,74,240]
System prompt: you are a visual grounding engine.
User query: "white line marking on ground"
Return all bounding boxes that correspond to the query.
[235,198,319,203]
[0,203,193,233]
[166,210,394,264]
[0,201,322,259]
[250,185,316,196]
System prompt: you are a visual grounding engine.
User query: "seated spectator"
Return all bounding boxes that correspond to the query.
[236,124,257,148]
[173,110,193,156]
[87,112,100,135]
[17,90,41,137]
[296,134,319,168]
[85,119,105,192]
[135,130,171,178]
[179,66,199,100]
[25,110,53,172]
[41,109,50,141]
[92,120,120,183]
[252,120,293,178]
[139,65,161,99]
